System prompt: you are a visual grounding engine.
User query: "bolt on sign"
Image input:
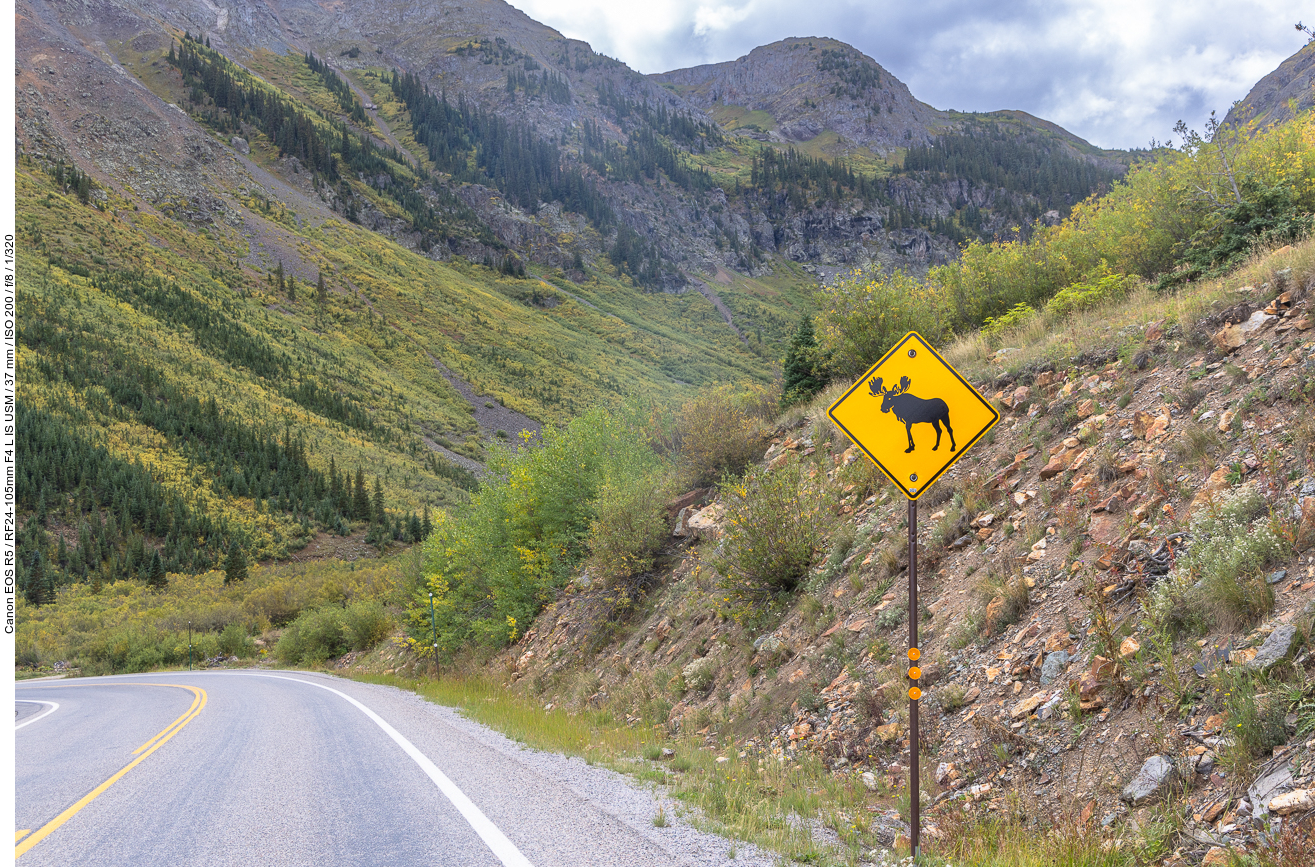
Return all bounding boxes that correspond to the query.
[827,331,998,500]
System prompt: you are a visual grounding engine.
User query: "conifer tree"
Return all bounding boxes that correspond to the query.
[223,541,247,585]
[372,477,386,525]
[781,316,826,406]
[145,550,167,589]
[353,468,370,521]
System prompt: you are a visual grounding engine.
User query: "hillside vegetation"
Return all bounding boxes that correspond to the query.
[27,104,1315,864]
[16,4,1315,864]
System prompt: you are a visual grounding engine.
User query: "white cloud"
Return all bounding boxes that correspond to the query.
[692,3,755,37]
[508,0,1311,148]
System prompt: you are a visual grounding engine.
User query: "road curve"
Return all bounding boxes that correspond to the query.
[15,671,770,867]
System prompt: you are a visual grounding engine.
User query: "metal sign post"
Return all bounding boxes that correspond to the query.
[908,497,920,859]
[429,591,438,674]
[826,332,998,861]
[188,620,193,672]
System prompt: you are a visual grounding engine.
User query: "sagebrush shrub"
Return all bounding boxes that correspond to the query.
[1145,487,1286,633]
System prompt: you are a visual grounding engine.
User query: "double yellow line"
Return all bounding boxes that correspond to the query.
[15,683,207,857]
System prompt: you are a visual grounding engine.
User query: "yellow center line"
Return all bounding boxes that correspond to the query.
[15,684,207,858]
[14,832,30,843]
[132,688,204,755]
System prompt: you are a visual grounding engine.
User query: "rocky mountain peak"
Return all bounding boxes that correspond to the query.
[652,36,939,154]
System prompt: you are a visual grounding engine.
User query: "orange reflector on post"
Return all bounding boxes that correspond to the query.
[908,666,921,680]
[908,686,922,701]
[908,647,920,661]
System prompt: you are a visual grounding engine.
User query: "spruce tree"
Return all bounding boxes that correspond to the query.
[781,315,826,406]
[372,477,386,525]
[223,541,247,585]
[353,468,371,521]
[145,550,167,589]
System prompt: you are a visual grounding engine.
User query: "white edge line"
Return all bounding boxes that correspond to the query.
[235,673,533,867]
[15,701,60,730]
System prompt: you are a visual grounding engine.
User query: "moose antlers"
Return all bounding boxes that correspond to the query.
[868,375,911,396]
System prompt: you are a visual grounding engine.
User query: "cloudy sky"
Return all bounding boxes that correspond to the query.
[507,0,1311,150]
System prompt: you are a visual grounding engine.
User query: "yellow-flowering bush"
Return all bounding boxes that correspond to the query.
[815,111,1315,373]
[815,268,942,380]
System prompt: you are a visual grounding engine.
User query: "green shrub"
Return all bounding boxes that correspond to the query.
[587,471,671,582]
[671,385,765,486]
[815,268,942,379]
[276,605,348,665]
[1147,487,1286,633]
[713,455,832,621]
[681,656,717,694]
[1044,272,1137,319]
[413,407,663,654]
[980,302,1037,343]
[218,622,256,658]
[1210,669,1289,770]
[342,599,393,651]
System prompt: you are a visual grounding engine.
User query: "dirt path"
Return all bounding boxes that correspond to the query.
[336,71,417,169]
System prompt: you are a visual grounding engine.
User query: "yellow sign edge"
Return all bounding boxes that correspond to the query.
[826,331,1000,500]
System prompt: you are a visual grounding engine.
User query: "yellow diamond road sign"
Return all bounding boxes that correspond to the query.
[828,331,998,500]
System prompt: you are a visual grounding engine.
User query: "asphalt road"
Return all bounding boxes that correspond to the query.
[14,671,767,867]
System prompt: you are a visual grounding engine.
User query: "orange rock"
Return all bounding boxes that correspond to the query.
[1045,632,1073,652]
[1088,513,1123,546]
[1189,467,1232,516]
[1213,323,1247,352]
[1011,691,1049,718]
[1132,411,1155,438]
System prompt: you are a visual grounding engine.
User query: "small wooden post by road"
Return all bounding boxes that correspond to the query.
[827,332,999,861]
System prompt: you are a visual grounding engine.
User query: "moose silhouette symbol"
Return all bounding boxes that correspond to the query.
[869,375,955,453]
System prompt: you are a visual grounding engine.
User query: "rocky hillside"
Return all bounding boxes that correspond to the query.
[489,241,1315,864]
[17,0,1130,296]
[1226,40,1315,131]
